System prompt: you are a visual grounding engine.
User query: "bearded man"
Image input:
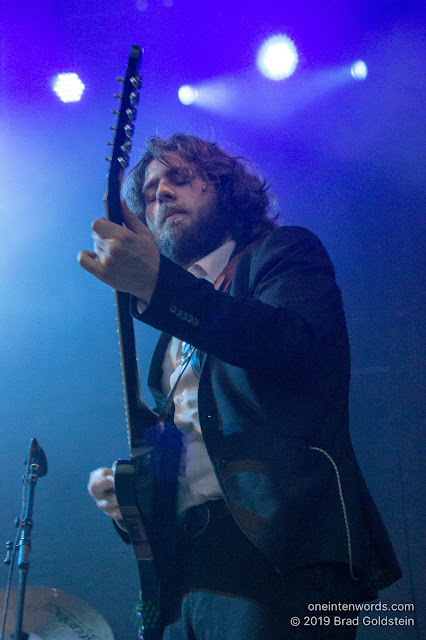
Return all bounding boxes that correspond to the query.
[79,134,401,639]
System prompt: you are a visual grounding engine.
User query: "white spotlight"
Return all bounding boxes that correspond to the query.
[350,60,368,81]
[257,34,299,81]
[178,85,198,105]
[52,73,85,103]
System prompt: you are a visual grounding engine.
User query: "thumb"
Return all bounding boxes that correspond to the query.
[121,198,146,234]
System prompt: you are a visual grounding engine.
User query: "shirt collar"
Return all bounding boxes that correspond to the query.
[188,239,236,286]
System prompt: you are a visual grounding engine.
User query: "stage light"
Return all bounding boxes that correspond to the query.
[257,35,298,81]
[52,73,85,103]
[350,60,368,81]
[178,85,198,105]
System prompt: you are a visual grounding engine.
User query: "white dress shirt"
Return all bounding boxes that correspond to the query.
[158,240,236,513]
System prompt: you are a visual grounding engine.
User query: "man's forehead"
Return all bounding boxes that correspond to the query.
[143,152,190,183]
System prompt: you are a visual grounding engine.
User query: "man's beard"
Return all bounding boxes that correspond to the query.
[153,208,229,267]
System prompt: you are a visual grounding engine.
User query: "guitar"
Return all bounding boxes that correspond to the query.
[104,44,162,639]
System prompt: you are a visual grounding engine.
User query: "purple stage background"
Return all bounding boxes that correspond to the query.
[0,1,424,638]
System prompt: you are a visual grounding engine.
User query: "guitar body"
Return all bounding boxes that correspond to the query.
[103,45,163,639]
[114,458,163,640]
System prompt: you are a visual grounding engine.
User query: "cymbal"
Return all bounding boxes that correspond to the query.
[0,587,115,639]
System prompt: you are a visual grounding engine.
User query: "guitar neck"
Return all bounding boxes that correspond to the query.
[103,45,158,453]
[114,290,149,449]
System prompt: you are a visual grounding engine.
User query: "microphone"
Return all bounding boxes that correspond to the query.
[29,438,48,477]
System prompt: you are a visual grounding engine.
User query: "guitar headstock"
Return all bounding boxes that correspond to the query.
[105,44,142,225]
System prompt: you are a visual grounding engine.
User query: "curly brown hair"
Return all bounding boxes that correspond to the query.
[122,133,278,247]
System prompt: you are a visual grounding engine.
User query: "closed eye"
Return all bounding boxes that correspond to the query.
[168,167,194,185]
[142,167,195,204]
[143,192,156,204]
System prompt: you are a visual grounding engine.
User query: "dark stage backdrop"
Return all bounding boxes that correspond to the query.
[0,1,424,638]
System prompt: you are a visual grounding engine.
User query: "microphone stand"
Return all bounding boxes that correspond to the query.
[1,439,47,640]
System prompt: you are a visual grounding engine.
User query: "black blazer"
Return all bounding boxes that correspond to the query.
[132,226,401,595]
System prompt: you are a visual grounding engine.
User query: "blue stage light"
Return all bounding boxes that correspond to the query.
[350,60,368,81]
[178,85,198,105]
[257,35,299,80]
[52,73,85,103]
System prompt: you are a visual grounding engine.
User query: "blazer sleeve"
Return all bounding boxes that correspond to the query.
[131,226,345,375]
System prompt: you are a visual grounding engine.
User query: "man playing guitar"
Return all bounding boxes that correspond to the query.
[81,133,401,639]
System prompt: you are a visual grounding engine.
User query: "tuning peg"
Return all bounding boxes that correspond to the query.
[106,157,112,162]
[126,107,137,121]
[110,126,117,131]
[112,109,119,115]
[124,123,135,137]
[130,75,142,89]
[116,77,125,83]
[4,541,14,565]
[114,93,123,99]
[121,141,132,153]
[118,156,129,168]
[107,141,114,146]
[130,91,139,105]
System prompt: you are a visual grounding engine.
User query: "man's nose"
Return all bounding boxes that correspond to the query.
[157,180,176,203]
